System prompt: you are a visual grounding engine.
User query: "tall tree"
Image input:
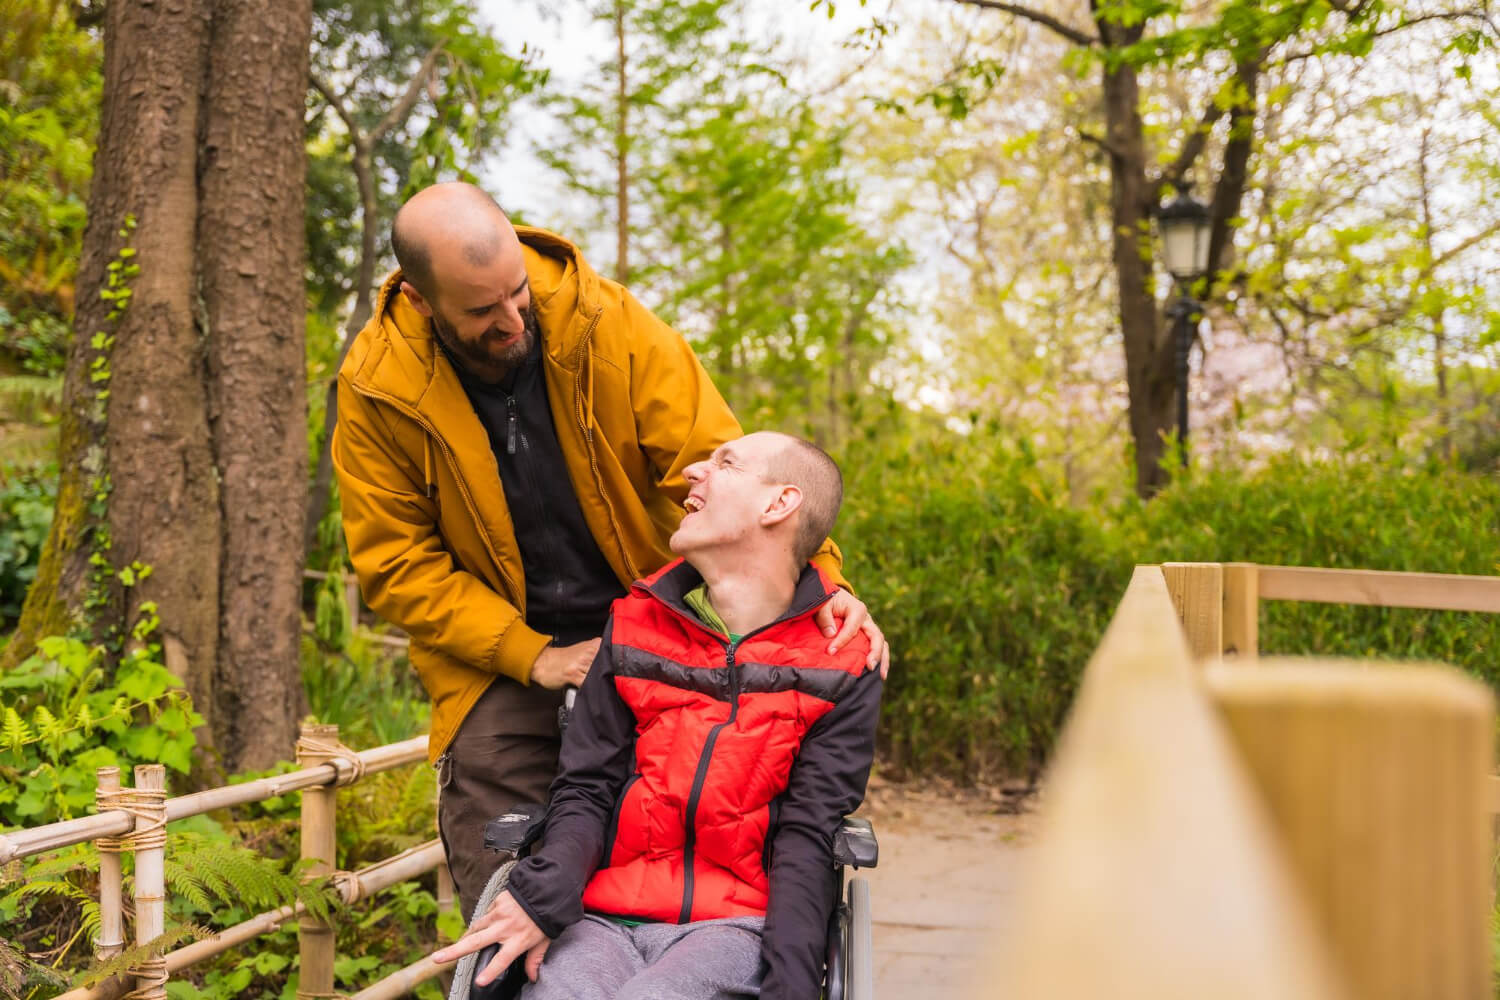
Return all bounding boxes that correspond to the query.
[910,0,1496,495]
[6,0,312,772]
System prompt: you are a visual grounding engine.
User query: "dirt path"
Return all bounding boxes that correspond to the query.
[857,777,1037,998]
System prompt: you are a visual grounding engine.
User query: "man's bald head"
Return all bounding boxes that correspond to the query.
[391,183,513,300]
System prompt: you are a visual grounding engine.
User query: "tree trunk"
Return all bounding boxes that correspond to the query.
[7,0,312,775]
[615,0,630,284]
[200,0,312,769]
[1097,37,1173,498]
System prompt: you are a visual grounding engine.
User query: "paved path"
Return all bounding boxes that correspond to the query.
[858,779,1036,998]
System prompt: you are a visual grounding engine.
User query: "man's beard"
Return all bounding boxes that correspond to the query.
[432,303,539,379]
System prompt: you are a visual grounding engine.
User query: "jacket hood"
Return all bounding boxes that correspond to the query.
[347,226,605,408]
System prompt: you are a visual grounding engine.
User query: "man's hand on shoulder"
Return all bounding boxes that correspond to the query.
[815,589,890,679]
[432,889,551,985]
[530,639,600,689]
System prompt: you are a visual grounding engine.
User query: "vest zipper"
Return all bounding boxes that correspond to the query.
[679,639,739,924]
[505,395,518,455]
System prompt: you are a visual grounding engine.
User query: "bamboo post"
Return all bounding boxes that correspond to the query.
[297,724,340,1000]
[1161,562,1224,661]
[344,572,360,629]
[130,764,169,1000]
[93,767,126,963]
[1221,562,1258,658]
[1206,659,1494,999]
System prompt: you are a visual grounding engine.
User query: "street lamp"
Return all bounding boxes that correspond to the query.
[1157,186,1212,464]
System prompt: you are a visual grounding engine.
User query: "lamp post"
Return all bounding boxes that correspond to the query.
[1157,187,1212,465]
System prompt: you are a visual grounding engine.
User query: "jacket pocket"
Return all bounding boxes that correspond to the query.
[602,773,642,867]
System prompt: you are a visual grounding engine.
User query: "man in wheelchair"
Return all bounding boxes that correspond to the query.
[433,431,882,999]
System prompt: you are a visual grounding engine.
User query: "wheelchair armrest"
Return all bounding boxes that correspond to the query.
[832,816,878,869]
[483,803,546,854]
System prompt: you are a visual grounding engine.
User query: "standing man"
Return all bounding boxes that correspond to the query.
[332,182,886,918]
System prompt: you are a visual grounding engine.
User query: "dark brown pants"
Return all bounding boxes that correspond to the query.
[436,678,567,921]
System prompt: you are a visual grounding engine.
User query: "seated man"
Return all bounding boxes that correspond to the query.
[433,431,882,999]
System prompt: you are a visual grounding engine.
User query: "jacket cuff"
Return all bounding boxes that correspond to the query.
[490,622,553,684]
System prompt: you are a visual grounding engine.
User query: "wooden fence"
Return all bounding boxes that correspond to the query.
[977,563,1495,999]
[0,727,451,1000]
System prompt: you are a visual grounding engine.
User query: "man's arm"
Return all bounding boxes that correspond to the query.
[505,621,637,936]
[761,667,883,1000]
[332,378,551,681]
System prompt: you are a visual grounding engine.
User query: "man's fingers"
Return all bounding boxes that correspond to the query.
[826,606,864,653]
[859,618,886,671]
[880,642,891,680]
[476,939,523,987]
[814,602,838,639]
[525,939,551,982]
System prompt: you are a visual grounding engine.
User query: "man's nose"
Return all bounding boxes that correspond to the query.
[684,462,705,482]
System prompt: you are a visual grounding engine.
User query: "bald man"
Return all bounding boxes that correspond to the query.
[331,183,888,918]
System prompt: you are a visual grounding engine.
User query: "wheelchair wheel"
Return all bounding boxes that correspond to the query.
[844,876,874,1000]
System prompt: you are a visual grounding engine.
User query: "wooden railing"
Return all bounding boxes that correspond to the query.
[0,727,450,1000]
[978,564,1494,999]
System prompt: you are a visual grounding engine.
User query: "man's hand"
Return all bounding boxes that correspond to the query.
[530,639,601,689]
[816,589,890,679]
[432,889,552,985]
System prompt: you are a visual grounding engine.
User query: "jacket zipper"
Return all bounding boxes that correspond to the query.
[679,639,739,924]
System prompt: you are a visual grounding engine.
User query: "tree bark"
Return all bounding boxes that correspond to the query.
[8,0,313,775]
[615,0,630,284]
[1094,13,1173,497]
[200,0,312,769]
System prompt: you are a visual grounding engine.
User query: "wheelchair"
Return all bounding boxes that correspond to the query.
[446,805,879,1000]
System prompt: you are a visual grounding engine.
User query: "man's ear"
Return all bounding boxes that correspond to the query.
[400,280,435,318]
[761,484,803,528]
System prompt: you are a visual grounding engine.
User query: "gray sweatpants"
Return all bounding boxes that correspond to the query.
[522,914,765,999]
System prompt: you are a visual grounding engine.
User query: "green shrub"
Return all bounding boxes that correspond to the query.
[0,464,55,632]
[837,425,1136,779]
[1138,456,1500,684]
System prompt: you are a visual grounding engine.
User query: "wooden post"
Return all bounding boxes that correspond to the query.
[1221,562,1258,658]
[344,572,360,630]
[130,764,168,1000]
[1207,660,1494,999]
[94,767,125,963]
[297,724,340,1000]
[1161,562,1224,661]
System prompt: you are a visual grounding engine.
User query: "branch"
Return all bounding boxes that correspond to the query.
[949,0,1097,47]
[1154,100,1226,191]
[1077,127,1125,159]
[310,74,363,147]
[369,42,448,145]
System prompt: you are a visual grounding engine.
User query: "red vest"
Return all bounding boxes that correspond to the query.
[580,560,868,923]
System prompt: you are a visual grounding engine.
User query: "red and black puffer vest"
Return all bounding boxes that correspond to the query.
[580,558,869,923]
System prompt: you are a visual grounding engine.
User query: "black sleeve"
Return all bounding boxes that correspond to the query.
[505,619,637,938]
[759,667,882,1000]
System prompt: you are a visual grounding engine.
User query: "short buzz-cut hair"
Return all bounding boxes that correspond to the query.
[763,435,844,566]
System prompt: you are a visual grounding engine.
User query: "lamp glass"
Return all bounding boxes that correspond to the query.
[1161,221,1200,280]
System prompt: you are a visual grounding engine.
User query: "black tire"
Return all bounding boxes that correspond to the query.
[845,877,874,1000]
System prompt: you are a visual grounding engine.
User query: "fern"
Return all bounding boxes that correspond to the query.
[78,928,208,988]
[166,832,337,925]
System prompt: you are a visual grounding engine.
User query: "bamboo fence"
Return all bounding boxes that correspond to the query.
[1,727,450,1000]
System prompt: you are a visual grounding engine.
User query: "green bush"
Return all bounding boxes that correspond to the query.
[837,428,1499,781]
[1138,455,1500,683]
[837,424,1135,779]
[0,464,55,632]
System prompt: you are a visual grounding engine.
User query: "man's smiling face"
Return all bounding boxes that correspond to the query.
[671,433,787,558]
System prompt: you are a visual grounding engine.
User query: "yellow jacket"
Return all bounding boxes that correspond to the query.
[332,228,848,760]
